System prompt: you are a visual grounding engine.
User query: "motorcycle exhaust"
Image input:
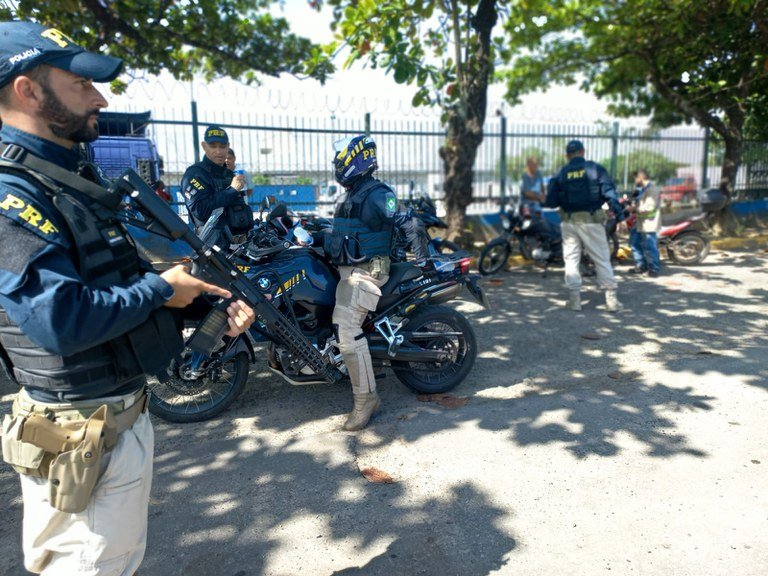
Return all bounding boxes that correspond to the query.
[425,283,462,304]
[368,344,451,363]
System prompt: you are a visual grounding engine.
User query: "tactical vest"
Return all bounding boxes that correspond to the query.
[0,155,182,400]
[190,161,252,234]
[556,160,602,214]
[328,179,394,265]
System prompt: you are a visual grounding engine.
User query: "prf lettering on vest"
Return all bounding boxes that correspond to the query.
[40,28,74,48]
[189,178,205,191]
[362,149,376,161]
[0,193,59,234]
[567,169,586,179]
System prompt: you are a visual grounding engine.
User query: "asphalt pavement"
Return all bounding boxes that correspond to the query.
[1,246,767,576]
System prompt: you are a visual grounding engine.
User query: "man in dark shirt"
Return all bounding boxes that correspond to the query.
[181,126,252,239]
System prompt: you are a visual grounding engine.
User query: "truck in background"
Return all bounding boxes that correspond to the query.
[88,111,163,187]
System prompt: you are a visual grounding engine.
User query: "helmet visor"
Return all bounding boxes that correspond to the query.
[333,136,356,153]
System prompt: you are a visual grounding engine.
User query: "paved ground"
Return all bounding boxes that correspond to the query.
[1,247,767,576]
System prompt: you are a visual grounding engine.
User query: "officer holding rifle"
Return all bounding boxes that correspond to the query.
[0,21,255,575]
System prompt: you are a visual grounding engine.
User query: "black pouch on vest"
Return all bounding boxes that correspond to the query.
[123,308,184,377]
[226,204,254,234]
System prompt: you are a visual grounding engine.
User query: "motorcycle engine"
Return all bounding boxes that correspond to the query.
[531,247,551,261]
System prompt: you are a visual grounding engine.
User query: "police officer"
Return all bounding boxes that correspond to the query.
[327,135,396,431]
[0,22,254,575]
[547,140,625,312]
[181,125,252,241]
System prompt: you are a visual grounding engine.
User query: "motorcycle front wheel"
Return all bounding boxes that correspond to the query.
[147,322,249,423]
[667,231,710,265]
[478,239,511,275]
[391,305,477,394]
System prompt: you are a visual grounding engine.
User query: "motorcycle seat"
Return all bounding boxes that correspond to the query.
[377,262,423,310]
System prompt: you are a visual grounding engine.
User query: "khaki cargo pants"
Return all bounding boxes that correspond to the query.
[11,388,154,575]
[333,262,389,395]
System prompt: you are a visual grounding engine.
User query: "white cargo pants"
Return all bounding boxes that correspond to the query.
[561,220,618,291]
[19,409,154,576]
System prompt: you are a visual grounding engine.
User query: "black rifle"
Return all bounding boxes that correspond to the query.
[114,170,343,384]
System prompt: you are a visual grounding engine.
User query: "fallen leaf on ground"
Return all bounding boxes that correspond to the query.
[416,393,470,409]
[487,279,504,286]
[360,467,395,484]
[580,333,603,340]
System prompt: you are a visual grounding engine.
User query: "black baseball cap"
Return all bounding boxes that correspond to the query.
[566,140,585,154]
[204,125,229,144]
[0,21,122,89]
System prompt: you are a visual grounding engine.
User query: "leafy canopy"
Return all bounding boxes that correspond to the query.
[322,0,507,109]
[500,0,768,136]
[1,0,334,87]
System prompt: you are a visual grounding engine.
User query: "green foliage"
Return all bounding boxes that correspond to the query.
[323,0,497,108]
[500,0,768,137]
[599,148,685,186]
[1,1,333,84]
[251,172,272,186]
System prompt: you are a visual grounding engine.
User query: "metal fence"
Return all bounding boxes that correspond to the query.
[101,101,768,214]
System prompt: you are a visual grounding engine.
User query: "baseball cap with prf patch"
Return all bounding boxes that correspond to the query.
[0,21,123,89]
[204,125,229,144]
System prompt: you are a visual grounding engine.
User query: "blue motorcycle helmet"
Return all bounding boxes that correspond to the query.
[333,135,378,187]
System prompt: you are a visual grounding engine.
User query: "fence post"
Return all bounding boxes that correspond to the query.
[364,112,371,137]
[191,100,200,164]
[499,114,507,212]
[701,126,710,189]
[610,121,619,180]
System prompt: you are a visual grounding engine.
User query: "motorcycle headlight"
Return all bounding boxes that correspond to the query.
[521,220,531,230]
[501,217,511,230]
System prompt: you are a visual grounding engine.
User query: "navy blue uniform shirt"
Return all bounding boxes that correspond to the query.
[181,156,245,227]
[0,125,174,357]
[546,156,623,216]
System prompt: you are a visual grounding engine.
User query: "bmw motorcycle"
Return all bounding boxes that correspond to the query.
[140,201,489,423]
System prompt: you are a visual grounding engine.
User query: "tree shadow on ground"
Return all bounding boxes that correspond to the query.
[0,248,765,575]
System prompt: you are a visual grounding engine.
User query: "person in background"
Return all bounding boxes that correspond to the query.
[227,147,252,198]
[547,139,625,312]
[627,168,662,277]
[0,21,255,575]
[154,179,171,203]
[520,156,546,214]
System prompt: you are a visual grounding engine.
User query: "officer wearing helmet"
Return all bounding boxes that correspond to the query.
[327,135,397,431]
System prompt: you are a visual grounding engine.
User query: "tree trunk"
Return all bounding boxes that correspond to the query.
[438,0,498,244]
[711,129,744,235]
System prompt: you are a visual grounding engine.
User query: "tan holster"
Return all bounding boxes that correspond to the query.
[1,389,147,513]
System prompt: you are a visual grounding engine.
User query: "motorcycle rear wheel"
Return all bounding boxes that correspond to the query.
[667,231,710,265]
[391,305,477,394]
[147,322,249,423]
[478,240,511,275]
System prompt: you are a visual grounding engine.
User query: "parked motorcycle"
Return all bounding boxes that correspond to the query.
[478,205,618,276]
[623,209,710,265]
[138,200,489,423]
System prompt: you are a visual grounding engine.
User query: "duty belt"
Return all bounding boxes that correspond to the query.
[12,387,148,453]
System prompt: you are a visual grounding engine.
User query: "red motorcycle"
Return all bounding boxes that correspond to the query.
[623,209,710,265]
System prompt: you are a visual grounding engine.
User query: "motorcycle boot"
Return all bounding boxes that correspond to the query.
[343,391,381,431]
[605,290,624,312]
[566,290,582,311]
